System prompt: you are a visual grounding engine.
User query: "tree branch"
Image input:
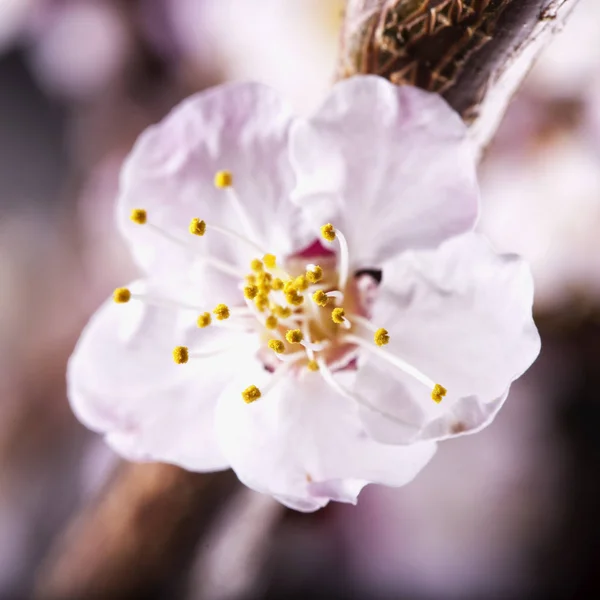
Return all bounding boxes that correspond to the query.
[338,0,581,156]
[33,463,238,599]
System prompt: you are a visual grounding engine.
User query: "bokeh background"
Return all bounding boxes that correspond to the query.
[1,1,599,599]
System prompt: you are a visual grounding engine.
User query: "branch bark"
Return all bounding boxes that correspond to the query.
[338,0,581,156]
[33,463,238,600]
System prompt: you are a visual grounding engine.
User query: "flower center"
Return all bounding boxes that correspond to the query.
[114,170,447,415]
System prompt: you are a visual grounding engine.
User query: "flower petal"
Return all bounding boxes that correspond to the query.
[68,279,259,471]
[290,76,479,267]
[355,233,540,444]
[119,81,313,277]
[215,361,437,511]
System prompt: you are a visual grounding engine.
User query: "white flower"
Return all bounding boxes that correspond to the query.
[68,76,540,512]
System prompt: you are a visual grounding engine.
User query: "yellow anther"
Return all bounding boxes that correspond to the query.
[312,290,329,307]
[257,272,272,285]
[271,277,284,291]
[242,385,261,404]
[285,329,303,344]
[263,254,277,269]
[254,294,269,312]
[283,280,296,294]
[295,275,309,291]
[113,287,131,303]
[431,384,447,404]
[374,328,390,346]
[273,305,291,318]
[307,360,319,372]
[331,307,346,324]
[268,339,285,354]
[265,315,278,330]
[306,265,323,284]
[130,209,147,225]
[250,258,264,273]
[196,312,211,328]
[245,274,256,285]
[214,170,233,188]
[213,303,230,320]
[285,291,304,306]
[173,346,189,364]
[244,285,258,300]
[189,218,206,236]
[321,223,336,242]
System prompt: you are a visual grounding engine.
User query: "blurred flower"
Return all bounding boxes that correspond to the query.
[0,0,35,52]
[480,132,600,312]
[68,77,539,511]
[27,0,132,100]
[166,0,344,113]
[0,0,136,101]
[479,0,600,312]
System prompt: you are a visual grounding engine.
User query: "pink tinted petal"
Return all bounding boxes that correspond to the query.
[68,279,258,471]
[215,359,437,510]
[355,233,540,444]
[291,76,479,267]
[119,82,312,277]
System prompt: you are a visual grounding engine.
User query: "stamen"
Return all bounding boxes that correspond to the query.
[294,275,309,291]
[374,328,390,346]
[273,305,292,319]
[243,285,258,300]
[347,313,378,334]
[283,280,296,294]
[317,358,416,427]
[265,315,278,330]
[250,259,263,272]
[202,256,246,279]
[331,307,346,324]
[345,334,441,394]
[335,229,350,292]
[272,278,284,291]
[285,329,303,344]
[113,287,131,304]
[214,170,233,188]
[305,265,323,284]
[189,218,206,236]
[241,360,297,404]
[130,209,147,225]
[173,346,189,364]
[213,304,230,320]
[254,294,269,312]
[133,217,245,279]
[197,312,212,328]
[241,385,261,404]
[320,223,350,292]
[321,223,336,242]
[431,384,447,404]
[263,254,277,269]
[268,339,285,354]
[245,274,257,285]
[214,170,263,246]
[325,290,344,302]
[312,290,329,307]
[307,360,319,372]
[285,290,304,306]
[204,222,266,255]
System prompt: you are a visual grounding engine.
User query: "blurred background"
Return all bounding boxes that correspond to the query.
[0,1,599,599]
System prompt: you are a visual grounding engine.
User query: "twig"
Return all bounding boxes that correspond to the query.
[338,0,581,156]
[33,463,238,599]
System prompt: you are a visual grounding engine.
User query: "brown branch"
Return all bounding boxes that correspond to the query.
[338,0,581,155]
[33,463,238,600]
